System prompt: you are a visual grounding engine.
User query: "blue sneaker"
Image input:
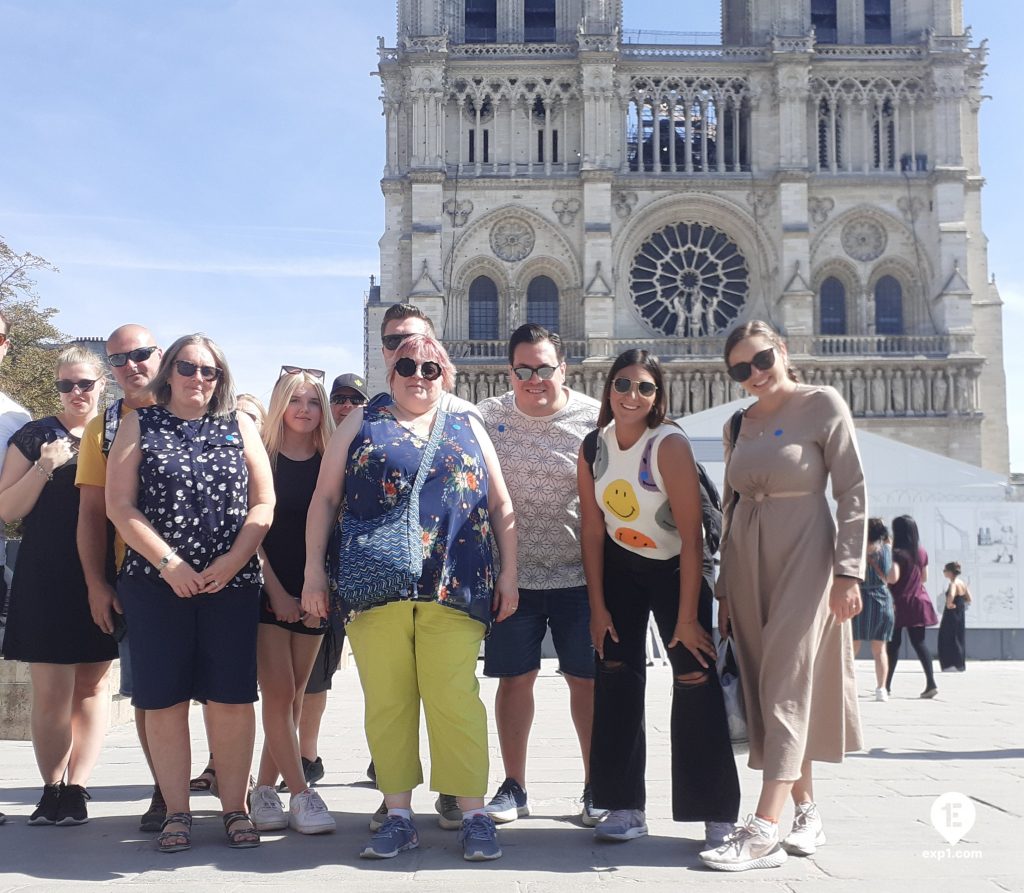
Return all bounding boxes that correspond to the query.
[359,814,419,859]
[484,777,529,824]
[459,813,502,861]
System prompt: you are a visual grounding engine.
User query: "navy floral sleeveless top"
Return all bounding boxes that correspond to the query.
[123,405,261,587]
[344,401,494,628]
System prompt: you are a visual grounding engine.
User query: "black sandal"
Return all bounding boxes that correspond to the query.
[190,760,217,794]
[223,811,260,849]
[157,812,192,854]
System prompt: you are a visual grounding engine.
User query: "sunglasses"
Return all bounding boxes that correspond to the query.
[108,345,158,368]
[56,379,99,394]
[394,357,442,381]
[613,377,657,398]
[280,365,325,382]
[330,394,366,406]
[174,360,222,381]
[727,347,776,383]
[512,364,558,382]
[382,333,414,351]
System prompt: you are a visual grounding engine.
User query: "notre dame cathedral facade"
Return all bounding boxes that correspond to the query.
[364,0,1009,473]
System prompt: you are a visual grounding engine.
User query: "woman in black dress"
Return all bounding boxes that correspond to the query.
[938,561,971,672]
[248,367,337,836]
[0,346,115,826]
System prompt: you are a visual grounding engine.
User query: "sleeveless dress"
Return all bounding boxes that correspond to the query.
[852,544,896,642]
[342,402,494,628]
[719,385,866,779]
[121,406,261,586]
[2,417,117,664]
[259,453,325,635]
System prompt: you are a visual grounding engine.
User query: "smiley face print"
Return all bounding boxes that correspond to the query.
[603,479,640,521]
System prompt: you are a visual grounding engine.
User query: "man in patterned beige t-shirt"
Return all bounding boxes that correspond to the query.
[477,323,603,828]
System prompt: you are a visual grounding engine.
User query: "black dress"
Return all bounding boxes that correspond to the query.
[938,589,968,672]
[259,453,326,636]
[1,417,117,664]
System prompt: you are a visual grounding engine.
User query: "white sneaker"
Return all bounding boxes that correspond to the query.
[700,815,788,872]
[593,809,647,841]
[250,785,288,831]
[874,687,888,702]
[289,789,336,835]
[782,801,826,856]
[704,820,735,849]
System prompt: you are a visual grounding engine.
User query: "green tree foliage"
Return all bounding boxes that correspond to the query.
[0,236,65,419]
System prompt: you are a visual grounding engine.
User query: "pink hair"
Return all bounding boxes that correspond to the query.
[387,333,457,392]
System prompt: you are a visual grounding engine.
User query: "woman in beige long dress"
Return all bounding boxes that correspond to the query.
[701,321,866,873]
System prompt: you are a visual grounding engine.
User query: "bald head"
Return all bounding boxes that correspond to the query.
[105,324,162,408]
[107,324,155,352]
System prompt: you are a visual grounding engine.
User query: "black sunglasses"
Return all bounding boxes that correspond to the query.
[331,394,366,406]
[512,364,558,382]
[280,365,325,382]
[174,360,222,381]
[382,333,414,351]
[727,347,776,383]
[56,378,99,394]
[108,346,158,368]
[394,357,442,381]
[613,377,657,398]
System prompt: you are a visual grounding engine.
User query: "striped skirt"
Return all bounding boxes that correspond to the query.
[852,585,895,642]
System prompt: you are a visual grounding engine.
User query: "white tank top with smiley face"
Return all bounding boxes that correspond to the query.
[593,421,686,560]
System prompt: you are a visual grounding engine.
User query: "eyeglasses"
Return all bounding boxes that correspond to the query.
[727,347,776,383]
[612,377,657,398]
[56,379,99,394]
[330,394,366,406]
[512,364,558,382]
[280,365,325,382]
[394,357,442,381]
[382,333,414,352]
[174,360,221,381]
[108,346,158,367]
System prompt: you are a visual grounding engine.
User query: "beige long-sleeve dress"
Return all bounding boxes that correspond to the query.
[718,384,866,781]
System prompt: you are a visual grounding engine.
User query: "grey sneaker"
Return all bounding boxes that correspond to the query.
[368,798,388,832]
[782,801,826,856]
[289,789,336,835]
[250,785,288,832]
[434,793,462,830]
[485,777,529,824]
[459,813,502,861]
[700,815,788,871]
[359,814,419,859]
[594,808,647,841]
[705,821,735,849]
[580,784,608,827]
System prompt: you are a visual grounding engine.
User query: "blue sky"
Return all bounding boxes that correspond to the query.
[2,1,1021,469]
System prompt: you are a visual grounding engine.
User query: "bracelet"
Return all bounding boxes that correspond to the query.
[155,549,177,572]
[33,461,53,482]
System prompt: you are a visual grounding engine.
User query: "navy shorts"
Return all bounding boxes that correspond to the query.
[117,636,133,698]
[117,574,260,710]
[484,585,594,679]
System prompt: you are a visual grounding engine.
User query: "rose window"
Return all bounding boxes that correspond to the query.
[630,222,749,336]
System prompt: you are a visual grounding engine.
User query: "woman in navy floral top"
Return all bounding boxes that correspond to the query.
[107,334,274,853]
[303,333,517,863]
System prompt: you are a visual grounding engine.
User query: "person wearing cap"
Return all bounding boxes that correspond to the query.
[328,373,368,427]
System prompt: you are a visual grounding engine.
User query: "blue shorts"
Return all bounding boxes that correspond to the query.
[484,585,594,679]
[117,574,260,710]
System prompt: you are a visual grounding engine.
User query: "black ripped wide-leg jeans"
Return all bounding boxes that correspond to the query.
[590,539,740,822]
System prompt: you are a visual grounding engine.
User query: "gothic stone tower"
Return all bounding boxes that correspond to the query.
[369,0,1009,473]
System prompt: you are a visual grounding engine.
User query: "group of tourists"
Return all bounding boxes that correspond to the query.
[0,303,880,872]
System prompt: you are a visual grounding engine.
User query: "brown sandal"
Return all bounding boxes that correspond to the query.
[189,763,216,794]
[223,811,260,849]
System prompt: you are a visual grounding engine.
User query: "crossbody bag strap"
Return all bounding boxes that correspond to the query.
[408,406,447,505]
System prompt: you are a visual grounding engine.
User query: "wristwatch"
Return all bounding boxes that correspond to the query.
[155,550,177,572]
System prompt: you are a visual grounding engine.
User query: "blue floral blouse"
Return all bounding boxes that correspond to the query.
[343,400,494,628]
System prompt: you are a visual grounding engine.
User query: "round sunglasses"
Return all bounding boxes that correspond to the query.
[394,357,442,381]
[56,379,99,394]
[613,377,657,398]
[174,360,222,381]
[727,347,776,383]
[512,364,558,382]
[108,345,158,368]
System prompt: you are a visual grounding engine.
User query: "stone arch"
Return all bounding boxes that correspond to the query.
[450,256,511,342]
[868,255,934,335]
[613,191,777,337]
[810,257,862,334]
[513,255,577,335]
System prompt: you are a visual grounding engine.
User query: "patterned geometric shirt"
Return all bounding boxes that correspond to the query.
[478,388,599,590]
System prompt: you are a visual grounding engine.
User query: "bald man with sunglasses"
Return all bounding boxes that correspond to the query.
[75,324,165,832]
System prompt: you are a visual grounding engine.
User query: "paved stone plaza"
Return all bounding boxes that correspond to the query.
[1,660,1020,892]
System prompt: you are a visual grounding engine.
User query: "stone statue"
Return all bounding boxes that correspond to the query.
[910,369,926,415]
[850,369,866,415]
[689,373,706,413]
[710,372,726,407]
[932,371,949,414]
[955,370,972,414]
[870,369,887,415]
[456,374,473,403]
[890,368,905,414]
